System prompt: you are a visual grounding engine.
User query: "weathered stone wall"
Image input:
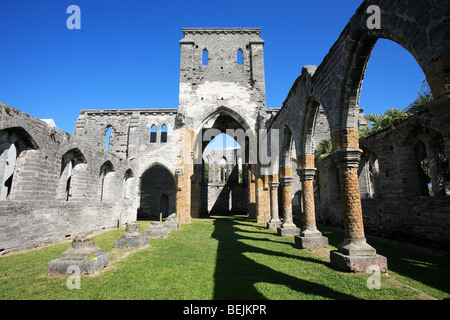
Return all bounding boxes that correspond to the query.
[0,103,137,255]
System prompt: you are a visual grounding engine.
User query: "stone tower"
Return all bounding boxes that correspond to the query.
[177,28,266,132]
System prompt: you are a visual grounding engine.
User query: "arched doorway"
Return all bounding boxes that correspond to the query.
[138,164,176,220]
[194,107,252,216]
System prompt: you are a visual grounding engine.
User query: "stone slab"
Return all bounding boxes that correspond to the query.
[294,235,329,249]
[114,236,149,249]
[330,250,388,273]
[163,221,180,230]
[144,222,168,238]
[47,252,110,276]
[276,225,300,237]
[266,220,282,229]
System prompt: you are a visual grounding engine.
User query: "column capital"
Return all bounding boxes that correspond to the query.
[269,182,280,189]
[296,168,316,181]
[279,176,293,186]
[330,148,363,169]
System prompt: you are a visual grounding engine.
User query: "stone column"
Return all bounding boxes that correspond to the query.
[266,181,281,229]
[277,176,300,236]
[191,161,201,218]
[247,165,257,219]
[330,148,387,273]
[294,168,328,249]
[255,175,269,224]
[175,167,190,224]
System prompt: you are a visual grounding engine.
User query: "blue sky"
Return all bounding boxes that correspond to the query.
[0,0,426,140]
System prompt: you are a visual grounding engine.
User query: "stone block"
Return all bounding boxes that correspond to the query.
[114,223,149,249]
[48,253,110,276]
[266,219,282,229]
[162,213,180,230]
[294,234,329,249]
[144,222,168,238]
[330,250,388,273]
[48,236,109,276]
[276,224,300,237]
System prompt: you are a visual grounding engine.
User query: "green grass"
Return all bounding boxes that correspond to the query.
[0,215,449,300]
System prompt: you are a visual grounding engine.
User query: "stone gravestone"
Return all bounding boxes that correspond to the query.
[48,235,109,276]
[114,223,149,249]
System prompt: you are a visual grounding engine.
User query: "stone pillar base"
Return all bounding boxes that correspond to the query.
[144,222,168,238]
[163,221,180,230]
[48,253,110,276]
[276,223,300,237]
[330,250,388,273]
[163,213,180,230]
[266,219,282,229]
[114,236,149,249]
[294,227,328,249]
[337,238,377,256]
[114,223,149,249]
[330,238,388,273]
[48,235,109,276]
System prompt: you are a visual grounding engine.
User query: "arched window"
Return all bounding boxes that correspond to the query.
[150,125,157,143]
[58,149,87,201]
[123,169,134,199]
[0,128,39,201]
[202,49,208,66]
[161,124,167,143]
[0,144,17,200]
[237,49,243,65]
[105,126,112,151]
[100,161,115,202]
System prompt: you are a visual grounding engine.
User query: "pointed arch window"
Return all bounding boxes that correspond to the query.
[100,161,115,202]
[58,149,87,201]
[0,128,39,201]
[123,169,134,199]
[105,126,113,151]
[202,49,208,66]
[150,125,157,143]
[161,124,167,143]
[237,49,243,65]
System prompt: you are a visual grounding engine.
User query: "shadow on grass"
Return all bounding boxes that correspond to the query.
[319,224,450,297]
[210,215,358,300]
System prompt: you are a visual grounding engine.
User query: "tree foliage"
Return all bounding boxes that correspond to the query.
[314,138,333,159]
[405,80,433,114]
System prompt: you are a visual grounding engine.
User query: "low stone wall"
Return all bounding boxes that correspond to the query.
[317,196,450,252]
[0,200,136,255]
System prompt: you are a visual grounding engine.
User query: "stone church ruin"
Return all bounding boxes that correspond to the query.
[1,0,449,273]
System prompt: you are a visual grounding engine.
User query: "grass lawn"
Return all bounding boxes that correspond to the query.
[0,214,449,300]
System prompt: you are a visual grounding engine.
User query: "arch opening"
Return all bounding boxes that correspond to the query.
[195,107,250,217]
[138,164,176,220]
